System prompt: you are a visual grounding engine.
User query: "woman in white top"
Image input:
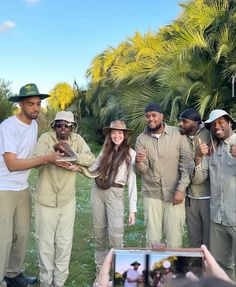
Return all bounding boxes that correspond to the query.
[91,120,137,272]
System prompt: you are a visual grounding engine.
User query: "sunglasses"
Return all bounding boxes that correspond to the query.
[55,123,72,129]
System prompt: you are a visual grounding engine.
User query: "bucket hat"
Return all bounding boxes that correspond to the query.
[51,111,77,129]
[102,120,132,135]
[204,109,236,130]
[8,83,50,102]
[130,261,141,266]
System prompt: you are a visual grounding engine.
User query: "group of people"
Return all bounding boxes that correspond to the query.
[0,82,235,287]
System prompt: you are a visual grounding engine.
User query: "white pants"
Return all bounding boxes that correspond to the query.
[35,199,76,287]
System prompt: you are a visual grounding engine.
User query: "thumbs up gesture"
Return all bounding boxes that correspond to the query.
[197,138,209,157]
[195,138,209,165]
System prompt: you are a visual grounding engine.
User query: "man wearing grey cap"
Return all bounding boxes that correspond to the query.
[193,109,236,280]
[179,108,211,248]
[135,102,192,248]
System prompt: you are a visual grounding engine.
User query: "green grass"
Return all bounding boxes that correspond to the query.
[24,168,146,287]
[24,163,188,287]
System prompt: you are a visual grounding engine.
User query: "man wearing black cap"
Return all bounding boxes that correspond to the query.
[192,109,236,280]
[135,103,192,248]
[0,83,62,287]
[179,108,211,248]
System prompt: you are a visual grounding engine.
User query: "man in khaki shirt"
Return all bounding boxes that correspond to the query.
[33,111,95,287]
[179,108,211,248]
[193,109,236,280]
[135,103,191,248]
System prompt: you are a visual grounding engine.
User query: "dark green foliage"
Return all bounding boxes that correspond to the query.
[0,79,15,123]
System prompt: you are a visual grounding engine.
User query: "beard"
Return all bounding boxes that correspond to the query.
[147,122,162,133]
[179,128,186,135]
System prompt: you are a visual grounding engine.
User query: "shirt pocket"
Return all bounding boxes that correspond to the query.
[227,156,236,166]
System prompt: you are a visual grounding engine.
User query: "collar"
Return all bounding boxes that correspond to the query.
[223,132,236,145]
[144,123,171,137]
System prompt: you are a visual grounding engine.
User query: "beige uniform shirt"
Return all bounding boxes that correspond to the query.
[33,131,95,207]
[135,124,192,201]
[187,125,211,198]
[90,148,137,213]
[192,133,236,226]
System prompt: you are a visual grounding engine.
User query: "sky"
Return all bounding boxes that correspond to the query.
[1,0,184,95]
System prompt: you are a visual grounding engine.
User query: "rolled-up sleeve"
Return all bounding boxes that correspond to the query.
[177,135,192,193]
[192,156,209,184]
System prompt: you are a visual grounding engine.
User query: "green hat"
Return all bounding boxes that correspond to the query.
[8,83,50,102]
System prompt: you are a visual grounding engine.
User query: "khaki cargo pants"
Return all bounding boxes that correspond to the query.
[35,199,76,287]
[210,221,236,281]
[0,189,31,287]
[144,197,185,248]
[91,185,124,266]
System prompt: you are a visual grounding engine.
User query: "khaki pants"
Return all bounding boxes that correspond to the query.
[144,197,185,248]
[91,185,124,266]
[186,197,210,248]
[210,221,236,281]
[35,199,76,287]
[0,189,31,287]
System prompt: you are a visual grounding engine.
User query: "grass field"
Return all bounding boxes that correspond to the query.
[24,168,146,287]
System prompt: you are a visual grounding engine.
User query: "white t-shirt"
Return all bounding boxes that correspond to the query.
[124,269,140,287]
[0,115,38,191]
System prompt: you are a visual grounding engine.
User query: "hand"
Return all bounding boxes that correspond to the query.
[201,245,234,284]
[173,190,185,205]
[45,152,64,163]
[135,149,147,164]
[197,138,209,156]
[97,249,113,287]
[128,212,136,225]
[195,138,209,165]
[137,276,144,283]
[230,144,236,157]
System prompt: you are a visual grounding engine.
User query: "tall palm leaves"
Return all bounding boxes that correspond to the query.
[86,0,236,133]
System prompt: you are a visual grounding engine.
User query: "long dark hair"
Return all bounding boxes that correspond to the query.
[97,130,131,182]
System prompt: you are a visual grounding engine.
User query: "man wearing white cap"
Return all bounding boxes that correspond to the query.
[32,111,95,287]
[193,109,236,280]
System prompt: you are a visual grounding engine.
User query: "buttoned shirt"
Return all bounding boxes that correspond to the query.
[192,133,236,226]
[135,124,192,201]
[32,131,95,207]
[90,148,137,213]
[186,125,211,198]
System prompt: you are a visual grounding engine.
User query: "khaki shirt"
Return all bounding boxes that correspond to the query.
[187,125,211,198]
[192,133,236,226]
[91,148,137,212]
[32,131,95,207]
[135,124,192,201]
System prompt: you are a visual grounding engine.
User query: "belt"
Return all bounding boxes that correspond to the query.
[111,183,124,189]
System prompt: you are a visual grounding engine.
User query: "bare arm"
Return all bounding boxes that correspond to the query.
[3,151,63,172]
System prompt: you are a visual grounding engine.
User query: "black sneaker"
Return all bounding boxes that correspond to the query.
[4,273,37,287]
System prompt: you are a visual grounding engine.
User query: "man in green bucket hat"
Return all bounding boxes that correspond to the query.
[0,83,63,287]
[8,83,50,102]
